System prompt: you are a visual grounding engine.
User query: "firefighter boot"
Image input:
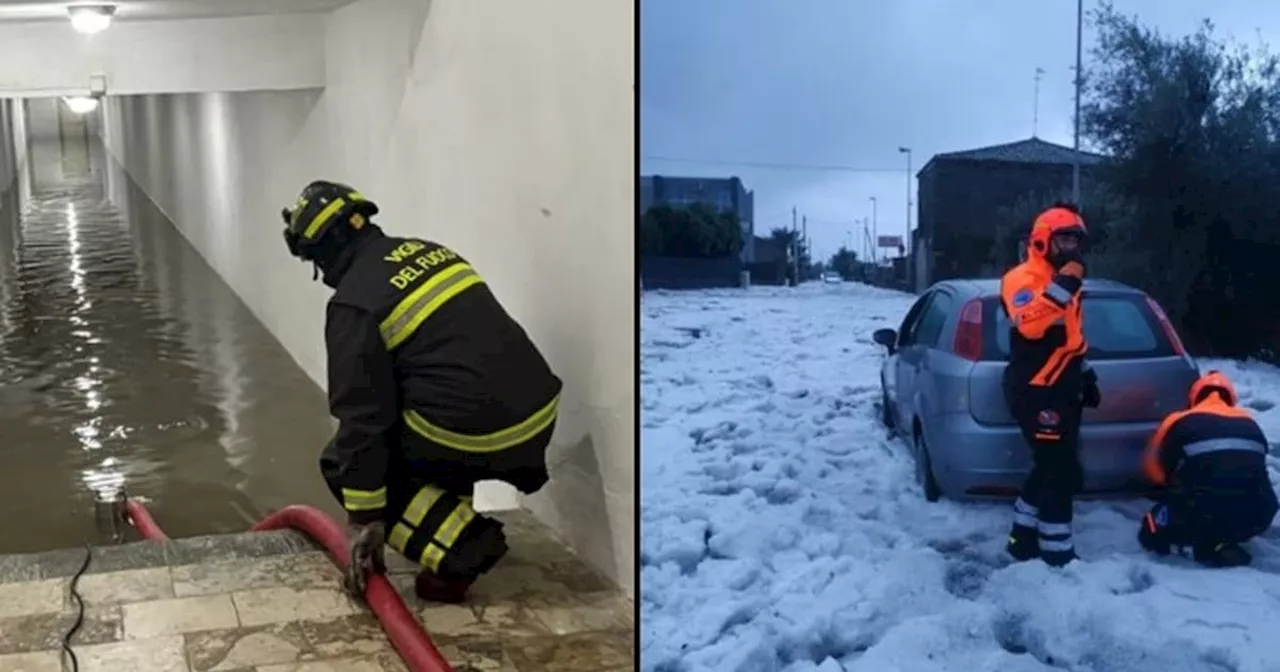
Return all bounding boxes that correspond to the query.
[414,570,473,604]
[1193,542,1253,568]
[1006,524,1040,562]
[1041,546,1078,567]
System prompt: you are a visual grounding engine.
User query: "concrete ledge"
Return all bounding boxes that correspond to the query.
[0,508,633,671]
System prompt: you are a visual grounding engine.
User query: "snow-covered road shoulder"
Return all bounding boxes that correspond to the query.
[640,282,1280,672]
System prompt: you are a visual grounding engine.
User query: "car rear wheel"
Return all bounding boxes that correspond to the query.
[914,430,942,503]
[880,380,895,430]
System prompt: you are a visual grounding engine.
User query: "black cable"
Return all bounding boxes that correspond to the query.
[61,543,92,672]
[642,155,909,173]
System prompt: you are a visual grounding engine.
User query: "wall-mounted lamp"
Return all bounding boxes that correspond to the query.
[63,96,100,115]
[67,3,116,34]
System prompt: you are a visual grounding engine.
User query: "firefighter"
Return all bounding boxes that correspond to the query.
[1138,370,1278,567]
[280,180,563,602]
[1000,202,1101,567]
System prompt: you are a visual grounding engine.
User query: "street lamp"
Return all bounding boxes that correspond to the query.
[869,196,878,263]
[1071,0,1084,205]
[897,146,912,255]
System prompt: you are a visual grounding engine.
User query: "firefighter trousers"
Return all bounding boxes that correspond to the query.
[1144,486,1277,551]
[324,420,556,581]
[1008,387,1083,558]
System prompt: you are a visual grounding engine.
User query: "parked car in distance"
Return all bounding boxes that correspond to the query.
[822,272,843,284]
[872,278,1198,502]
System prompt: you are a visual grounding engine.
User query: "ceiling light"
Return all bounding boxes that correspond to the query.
[67,4,116,34]
[63,96,100,115]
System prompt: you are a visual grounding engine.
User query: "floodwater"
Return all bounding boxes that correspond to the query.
[0,131,338,553]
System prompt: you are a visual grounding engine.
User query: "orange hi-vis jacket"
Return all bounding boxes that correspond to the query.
[999,255,1090,391]
[1141,395,1269,487]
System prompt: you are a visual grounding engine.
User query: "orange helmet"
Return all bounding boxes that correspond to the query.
[1027,203,1087,262]
[1189,370,1237,406]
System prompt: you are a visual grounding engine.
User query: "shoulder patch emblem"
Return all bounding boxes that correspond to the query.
[1012,289,1034,307]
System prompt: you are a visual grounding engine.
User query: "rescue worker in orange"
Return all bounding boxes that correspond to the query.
[1000,202,1101,567]
[280,180,563,603]
[1138,370,1278,567]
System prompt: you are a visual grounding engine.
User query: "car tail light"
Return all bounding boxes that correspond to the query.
[1145,296,1187,356]
[952,298,984,361]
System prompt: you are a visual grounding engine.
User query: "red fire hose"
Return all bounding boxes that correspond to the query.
[122,499,454,672]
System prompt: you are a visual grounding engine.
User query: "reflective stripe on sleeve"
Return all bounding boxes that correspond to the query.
[1183,436,1267,457]
[341,486,387,512]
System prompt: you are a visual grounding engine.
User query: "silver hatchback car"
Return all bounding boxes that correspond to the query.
[873,278,1199,502]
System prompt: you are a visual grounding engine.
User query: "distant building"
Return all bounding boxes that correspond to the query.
[913,137,1106,291]
[640,174,756,262]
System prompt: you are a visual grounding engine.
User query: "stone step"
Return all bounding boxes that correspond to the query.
[0,509,633,671]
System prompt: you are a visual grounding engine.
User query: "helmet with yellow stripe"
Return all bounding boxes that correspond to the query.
[280,180,379,262]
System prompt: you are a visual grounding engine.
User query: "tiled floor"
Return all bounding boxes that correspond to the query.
[0,510,633,671]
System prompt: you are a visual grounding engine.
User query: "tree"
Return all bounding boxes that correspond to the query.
[988,183,1132,274]
[829,247,858,279]
[769,227,811,284]
[1080,3,1280,359]
[640,203,744,258]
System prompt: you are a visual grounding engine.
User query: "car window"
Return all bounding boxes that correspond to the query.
[896,291,933,344]
[990,293,1171,360]
[909,292,953,348]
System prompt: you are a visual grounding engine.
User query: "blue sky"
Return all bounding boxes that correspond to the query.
[640,0,1280,262]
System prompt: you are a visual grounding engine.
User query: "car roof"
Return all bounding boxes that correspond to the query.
[930,277,1143,299]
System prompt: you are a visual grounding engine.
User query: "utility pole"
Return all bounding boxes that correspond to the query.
[1071,0,1083,205]
[1033,66,1045,138]
[790,207,799,286]
[898,146,912,256]
[801,215,808,280]
[869,196,878,264]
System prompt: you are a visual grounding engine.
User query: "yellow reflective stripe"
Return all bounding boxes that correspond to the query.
[340,486,387,511]
[379,263,484,350]
[303,197,347,239]
[402,485,445,527]
[388,522,413,552]
[403,394,559,453]
[420,543,446,571]
[433,502,476,550]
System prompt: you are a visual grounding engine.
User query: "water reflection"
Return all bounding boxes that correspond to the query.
[0,112,337,552]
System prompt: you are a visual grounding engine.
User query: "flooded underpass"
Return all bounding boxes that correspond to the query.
[0,116,338,553]
[0,99,634,672]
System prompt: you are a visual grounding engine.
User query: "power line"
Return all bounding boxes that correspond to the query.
[642,155,909,173]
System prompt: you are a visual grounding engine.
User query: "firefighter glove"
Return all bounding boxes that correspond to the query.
[1083,379,1101,408]
[1082,367,1101,408]
[344,520,387,598]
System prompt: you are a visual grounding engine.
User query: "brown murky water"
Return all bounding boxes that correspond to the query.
[0,135,339,553]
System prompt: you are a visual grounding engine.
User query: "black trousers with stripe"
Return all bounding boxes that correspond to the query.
[1008,386,1083,536]
[323,420,555,579]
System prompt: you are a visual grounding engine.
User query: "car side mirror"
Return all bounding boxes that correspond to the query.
[873,328,897,353]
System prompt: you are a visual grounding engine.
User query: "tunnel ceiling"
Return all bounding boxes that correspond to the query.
[0,0,357,22]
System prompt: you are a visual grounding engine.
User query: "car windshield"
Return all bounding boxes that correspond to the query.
[991,293,1173,360]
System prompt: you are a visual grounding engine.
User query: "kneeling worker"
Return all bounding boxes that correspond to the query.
[1139,370,1278,567]
[281,180,563,602]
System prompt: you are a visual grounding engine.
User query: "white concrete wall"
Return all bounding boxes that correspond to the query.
[23,98,65,190]
[98,0,635,595]
[0,99,17,193]
[0,14,326,97]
